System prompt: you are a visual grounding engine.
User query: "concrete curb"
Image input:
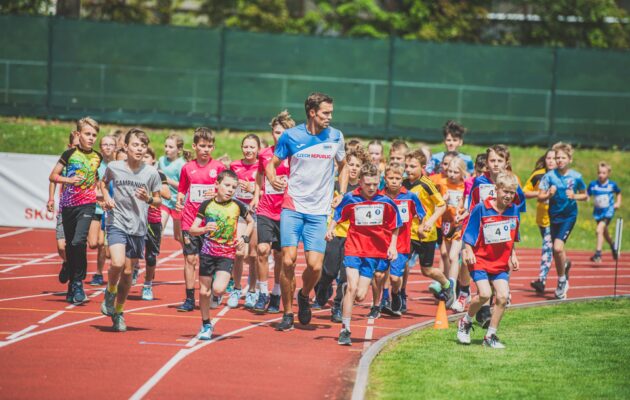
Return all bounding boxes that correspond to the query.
[350,294,630,400]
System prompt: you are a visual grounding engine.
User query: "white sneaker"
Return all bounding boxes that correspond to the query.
[457,317,473,345]
[197,323,213,340]
[227,289,241,308]
[244,291,258,309]
[555,280,569,299]
[483,334,506,349]
[141,285,154,301]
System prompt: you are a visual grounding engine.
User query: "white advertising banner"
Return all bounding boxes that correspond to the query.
[0,152,173,234]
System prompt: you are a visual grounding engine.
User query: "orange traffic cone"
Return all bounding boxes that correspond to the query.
[434,300,449,330]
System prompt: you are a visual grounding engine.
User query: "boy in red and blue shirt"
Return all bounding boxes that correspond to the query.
[326,164,401,346]
[457,172,521,349]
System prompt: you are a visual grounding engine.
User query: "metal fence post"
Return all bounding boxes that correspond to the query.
[216,26,227,128]
[384,35,395,137]
[547,47,559,145]
[45,15,55,117]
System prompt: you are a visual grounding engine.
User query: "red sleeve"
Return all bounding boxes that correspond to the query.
[178,164,189,194]
[385,203,399,230]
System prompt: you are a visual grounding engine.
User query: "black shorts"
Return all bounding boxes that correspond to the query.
[436,228,443,246]
[145,222,162,265]
[323,236,346,278]
[411,240,437,267]
[92,212,103,222]
[182,230,202,256]
[257,214,281,251]
[199,254,233,277]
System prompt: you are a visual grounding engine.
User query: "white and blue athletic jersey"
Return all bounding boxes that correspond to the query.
[539,169,586,223]
[587,179,620,220]
[274,123,345,215]
[429,151,474,175]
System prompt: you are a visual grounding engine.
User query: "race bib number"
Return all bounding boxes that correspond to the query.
[396,201,409,223]
[447,190,463,208]
[189,184,215,203]
[236,184,254,200]
[354,204,384,226]
[483,220,511,245]
[594,194,609,209]
[479,184,496,201]
[265,175,286,195]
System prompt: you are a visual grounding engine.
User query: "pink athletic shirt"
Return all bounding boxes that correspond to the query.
[257,146,290,221]
[230,159,258,205]
[178,159,226,231]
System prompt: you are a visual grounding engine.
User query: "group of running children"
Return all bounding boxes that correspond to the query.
[48,100,621,349]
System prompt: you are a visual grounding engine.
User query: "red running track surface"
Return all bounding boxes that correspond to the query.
[0,227,627,399]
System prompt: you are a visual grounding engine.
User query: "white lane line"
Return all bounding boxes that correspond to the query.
[363,318,375,350]
[0,291,67,303]
[0,274,58,281]
[5,325,38,340]
[38,311,65,324]
[0,253,58,273]
[0,228,33,239]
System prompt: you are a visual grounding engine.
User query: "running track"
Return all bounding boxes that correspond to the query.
[0,227,627,399]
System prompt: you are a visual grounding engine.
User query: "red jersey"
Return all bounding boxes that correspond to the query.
[381,188,425,254]
[334,188,402,259]
[463,198,520,274]
[230,159,258,205]
[178,159,226,231]
[257,146,289,221]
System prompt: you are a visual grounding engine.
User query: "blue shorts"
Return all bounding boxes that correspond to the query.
[344,256,387,279]
[550,219,576,243]
[107,225,145,259]
[280,209,328,254]
[470,270,509,282]
[378,253,409,277]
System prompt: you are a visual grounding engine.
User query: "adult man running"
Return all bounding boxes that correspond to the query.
[266,92,347,330]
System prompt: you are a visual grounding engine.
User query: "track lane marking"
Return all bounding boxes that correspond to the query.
[0,253,58,273]
[0,228,33,239]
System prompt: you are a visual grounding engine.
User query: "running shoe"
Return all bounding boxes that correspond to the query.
[112,312,126,332]
[391,292,402,313]
[297,290,312,325]
[331,306,342,323]
[132,268,139,285]
[456,317,473,345]
[483,334,505,349]
[244,291,258,309]
[337,329,352,346]
[268,294,281,313]
[276,313,294,331]
[210,294,222,309]
[564,260,572,279]
[442,278,456,308]
[367,306,381,319]
[400,291,408,314]
[227,289,242,308]
[177,298,195,312]
[197,323,213,340]
[428,281,442,298]
[88,273,104,286]
[226,278,235,294]
[72,281,87,304]
[311,300,323,310]
[380,298,396,316]
[65,282,74,303]
[253,293,269,313]
[555,279,569,299]
[530,279,545,294]
[451,293,469,312]
[58,261,69,284]
[590,254,602,263]
[476,305,492,329]
[101,289,116,316]
[142,285,154,301]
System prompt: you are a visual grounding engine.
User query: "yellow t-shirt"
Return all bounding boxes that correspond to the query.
[408,175,445,242]
[523,168,550,228]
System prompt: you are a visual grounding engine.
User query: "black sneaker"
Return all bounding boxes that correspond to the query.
[297,290,312,325]
[400,292,408,314]
[564,260,572,279]
[267,294,281,314]
[391,292,402,312]
[367,306,381,319]
[590,253,602,263]
[331,306,342,323]
[337,328,352,346]
[530,279,545,294]
[58,261,69,284]
[476,305,492,329]
[65,282,74,303]
[276,313,294,331]
[72,281,87,304]
[380,298,396,316]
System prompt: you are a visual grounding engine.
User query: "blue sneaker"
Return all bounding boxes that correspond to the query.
[88,274,104,286]
[197,323,213,340]
[311,301,323,310]
[65,282,74,303]
[177,298,195,312]
[267,294,281,313]
[72,281,87,304]
[254,293,269,313]
[226,278,235,294]
[244,291,258,309]
[142,285,154,301]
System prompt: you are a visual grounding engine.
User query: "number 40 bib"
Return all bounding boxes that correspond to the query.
[483,220,511,244]
[354,204,384,226]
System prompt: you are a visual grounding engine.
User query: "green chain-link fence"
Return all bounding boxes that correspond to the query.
[1,15,628,147]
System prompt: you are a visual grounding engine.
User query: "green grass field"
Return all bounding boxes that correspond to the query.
[368,298,630,400]
[0,116,627,251]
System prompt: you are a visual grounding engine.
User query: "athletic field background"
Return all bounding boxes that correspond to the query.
[0,116,626,252]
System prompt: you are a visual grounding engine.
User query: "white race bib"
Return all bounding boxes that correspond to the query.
[236,185,254,200]
[265,175,286,195]
[354,204,384,226]
[397,201,409,223]
[447,190,463,208]
[189,184,215,203]
[479,184,496,201]
[483,220,511,245]
[594,194,609,209]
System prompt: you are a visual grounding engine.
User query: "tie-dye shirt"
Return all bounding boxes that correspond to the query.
[59,147,102,208]
[197,198,249,259]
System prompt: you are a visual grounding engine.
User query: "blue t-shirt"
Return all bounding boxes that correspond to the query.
[158,156,186,210]
[587,179,620,220]
[540,169,586,223]
[429,151,474,175]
